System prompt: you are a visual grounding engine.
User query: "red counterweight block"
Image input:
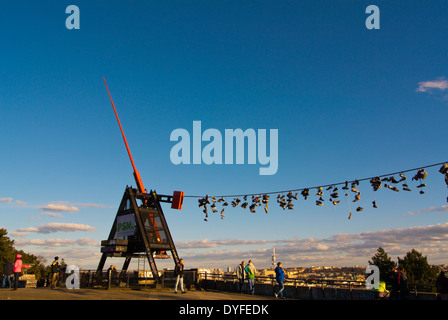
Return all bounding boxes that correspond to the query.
[171,191,184,210]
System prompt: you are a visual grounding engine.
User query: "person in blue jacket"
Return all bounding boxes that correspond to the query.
[274,262,285,298]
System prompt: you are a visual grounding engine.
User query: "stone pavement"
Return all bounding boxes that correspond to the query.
[0,287,277,300]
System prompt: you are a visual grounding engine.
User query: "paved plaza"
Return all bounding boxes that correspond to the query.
[0,287,276,300]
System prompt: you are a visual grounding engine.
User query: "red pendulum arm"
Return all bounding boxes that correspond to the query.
[103,77,146,194]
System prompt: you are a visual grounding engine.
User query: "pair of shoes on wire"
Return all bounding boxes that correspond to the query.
[370,177,382,191]
[413,169,428,181]
[301,189,310,200]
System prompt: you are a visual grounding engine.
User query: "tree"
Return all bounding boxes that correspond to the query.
[0,228,16,274]
[398,249,439,288]
[0,228,47,278]
[368,247,396,282]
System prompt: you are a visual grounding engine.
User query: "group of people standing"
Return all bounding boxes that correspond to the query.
[236,260,256,295]
[1,255,66,290]
[1,254,30,290]
[236,260,286,298]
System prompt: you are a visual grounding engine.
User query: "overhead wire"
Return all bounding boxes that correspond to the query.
[183,161,448,198]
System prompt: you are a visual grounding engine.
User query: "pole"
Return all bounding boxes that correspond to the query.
[103,77,146,194]
[103,78,163,244]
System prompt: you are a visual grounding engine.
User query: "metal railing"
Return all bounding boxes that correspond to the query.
[197,272,366,290]
[196,271,439,293]
[43,269,437,294]
[71,269,199,289]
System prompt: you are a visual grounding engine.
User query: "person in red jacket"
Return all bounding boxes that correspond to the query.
[12,254,30,290]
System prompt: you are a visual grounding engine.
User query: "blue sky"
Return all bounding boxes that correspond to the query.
[1,0,447,270]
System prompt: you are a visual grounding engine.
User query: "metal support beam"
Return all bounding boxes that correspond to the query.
[97,187,180,284]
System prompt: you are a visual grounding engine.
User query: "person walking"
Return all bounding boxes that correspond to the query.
[389,267,408,300]
[107,265,117,288]
[50,256,60,289]
[174,258,186,294]
[236,261,246,293]
[436,270,448,300]
[274,262,286,298]
[245,260,256,295]
[12,254,29,290]
[2,258,14,288]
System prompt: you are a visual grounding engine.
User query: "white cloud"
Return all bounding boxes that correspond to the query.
[15,227,39,233]
[16,222,96,234]
[176,239,272,249]
[416,77,448,93]
[175,223,448,268]
[12,245,102,269]
[0,198,26,206]
[37,204,79,213]
[14,237,98,247]
[41,212,64,218]
[75,203,111,208]
[408,205,448,216]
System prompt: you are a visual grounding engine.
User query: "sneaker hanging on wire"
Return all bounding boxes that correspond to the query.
[439,163,448,174]
[413,169,428,181]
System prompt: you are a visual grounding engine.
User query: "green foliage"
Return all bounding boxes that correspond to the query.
[0,228,16,274]
[368,247,396,282]
[370,247,440,292]
[0,228,47,278]
[398,249,439,286]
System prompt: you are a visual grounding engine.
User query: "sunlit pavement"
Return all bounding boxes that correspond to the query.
[0,287,278,300]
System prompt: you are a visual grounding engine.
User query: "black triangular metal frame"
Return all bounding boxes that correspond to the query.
[97,186,179,283]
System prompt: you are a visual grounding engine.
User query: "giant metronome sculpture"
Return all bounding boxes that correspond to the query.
[97,78,184,283]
